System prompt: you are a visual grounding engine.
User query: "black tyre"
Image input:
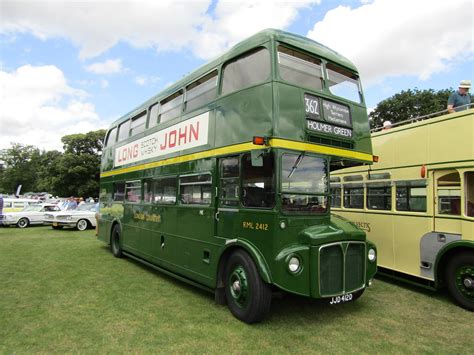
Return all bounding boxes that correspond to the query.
[76,219,88,231]
[111,224,123,258]
[17,218,29,228]
[224,250,272,323]
[446,252,474,311]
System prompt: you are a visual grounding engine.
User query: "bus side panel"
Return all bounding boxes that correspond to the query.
[215,84,273,147]
[393,215,432,278]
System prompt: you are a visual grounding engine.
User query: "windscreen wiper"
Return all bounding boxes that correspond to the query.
[288,152,305,179]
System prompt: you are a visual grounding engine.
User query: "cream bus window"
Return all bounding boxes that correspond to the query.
[343,184,364,209]
[437,172,461,215]
[367,184,391,210]
[465,172,474,217]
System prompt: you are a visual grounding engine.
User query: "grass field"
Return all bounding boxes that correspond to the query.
[0,226,471,353]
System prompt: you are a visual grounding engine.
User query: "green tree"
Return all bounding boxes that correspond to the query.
[0,144,41,194]
[54,129,106,198]
[369,88,453,129]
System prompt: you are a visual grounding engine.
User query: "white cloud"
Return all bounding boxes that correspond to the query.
[192,0,320,59]
[307,0,473,85]
[0,65,106,151]
[134,75,161,86]
[84,59,124,75]
[1,0,211,59]
[100,79,109,89]
[0,0,320,60]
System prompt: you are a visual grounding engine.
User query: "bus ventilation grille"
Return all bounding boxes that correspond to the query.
[307,136,354,150]
[319,242,365,297]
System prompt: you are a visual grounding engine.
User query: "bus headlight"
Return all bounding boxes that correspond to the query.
[368,248,376,262]
[288,256,301,273]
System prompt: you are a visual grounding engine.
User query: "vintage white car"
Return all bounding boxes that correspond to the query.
[43,203,98,231]
[1,203,60,228]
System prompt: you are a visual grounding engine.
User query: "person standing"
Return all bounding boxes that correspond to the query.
[447,80,471,113]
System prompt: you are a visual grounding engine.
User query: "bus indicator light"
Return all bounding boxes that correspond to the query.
[373,155,379,162]
[253,136,266,145]
[421,164,426,178]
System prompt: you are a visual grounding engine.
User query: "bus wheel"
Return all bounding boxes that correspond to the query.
[446,252,474,311]
[76,219,88,231]
[224,250,271,323]
[17,218,29,228]
[111,224,123,258]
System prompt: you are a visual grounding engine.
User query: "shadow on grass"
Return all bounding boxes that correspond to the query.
[375,273,453,306]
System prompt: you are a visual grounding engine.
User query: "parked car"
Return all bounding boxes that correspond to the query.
[44,203,97,231]
[1,203,60,228]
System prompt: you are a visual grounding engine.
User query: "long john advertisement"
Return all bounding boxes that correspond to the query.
[114,112,209,167]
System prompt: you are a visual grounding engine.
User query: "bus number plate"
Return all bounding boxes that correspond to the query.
[329,293,353,305]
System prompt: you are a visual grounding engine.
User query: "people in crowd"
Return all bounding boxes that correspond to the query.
[447,80,471,113]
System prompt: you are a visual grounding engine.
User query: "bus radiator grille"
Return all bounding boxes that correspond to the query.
[319,242,365,297]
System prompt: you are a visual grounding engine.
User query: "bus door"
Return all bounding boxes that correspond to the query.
[175,172,215,281]
[216,153,275,256]
[216,156,241,240]
[433,169,462,234]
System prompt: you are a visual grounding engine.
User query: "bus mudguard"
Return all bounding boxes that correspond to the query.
[434,239,474,288]
[221,238,272,284]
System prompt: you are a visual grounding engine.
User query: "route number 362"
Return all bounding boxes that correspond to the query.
[305,97,319,115]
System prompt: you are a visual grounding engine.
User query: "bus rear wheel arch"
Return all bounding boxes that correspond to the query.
[445,252,474,311]
[224,249,272,323]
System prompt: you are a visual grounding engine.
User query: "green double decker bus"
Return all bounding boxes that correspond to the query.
[98,29,377,323]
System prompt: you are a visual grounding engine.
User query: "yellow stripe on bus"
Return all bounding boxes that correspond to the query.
[100,139,373,178]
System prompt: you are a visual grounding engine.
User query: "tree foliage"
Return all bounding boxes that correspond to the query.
[369,88,453,129]
[0,129,106,197]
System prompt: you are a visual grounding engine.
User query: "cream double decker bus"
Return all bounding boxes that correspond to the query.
[331,107,473,311]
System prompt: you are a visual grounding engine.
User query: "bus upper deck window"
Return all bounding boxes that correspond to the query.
[185,70,218,112]
[326,63,361,104]
[117,120,130,142]
[277,46,323,91]
[221,48,270,96]
[130,112,146,136]
[160,91,183,124]
[105,127,117,147]
[148,103,160,129]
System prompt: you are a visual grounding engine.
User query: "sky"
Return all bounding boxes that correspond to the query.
[1,0,473,151]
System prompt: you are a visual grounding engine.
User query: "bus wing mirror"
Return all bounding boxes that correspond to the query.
[251,150,263,167]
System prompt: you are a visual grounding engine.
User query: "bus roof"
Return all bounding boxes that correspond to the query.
[110,29,358,127]
[371,108,473,170]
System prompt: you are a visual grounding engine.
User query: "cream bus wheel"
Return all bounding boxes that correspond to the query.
[446,252,474,312]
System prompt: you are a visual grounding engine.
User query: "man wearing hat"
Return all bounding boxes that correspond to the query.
[447,80,472,113]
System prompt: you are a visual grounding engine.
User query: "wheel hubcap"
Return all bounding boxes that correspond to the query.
[455,266,474,298]
[229,265,249,308]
